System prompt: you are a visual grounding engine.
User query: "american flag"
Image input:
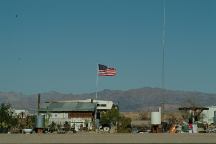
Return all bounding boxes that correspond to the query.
[98,64,117,76]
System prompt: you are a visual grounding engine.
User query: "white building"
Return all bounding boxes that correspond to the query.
[13,109,31,118]
[202,106,216,124]
[39,99,115,131]
[39,102,97,131]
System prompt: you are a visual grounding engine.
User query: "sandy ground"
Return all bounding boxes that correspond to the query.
[0,133,216,143]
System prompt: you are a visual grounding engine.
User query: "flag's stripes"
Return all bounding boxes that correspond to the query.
[98,64,117,76]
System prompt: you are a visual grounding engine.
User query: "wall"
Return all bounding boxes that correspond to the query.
[47,112,94,131]
[202,106,216,124]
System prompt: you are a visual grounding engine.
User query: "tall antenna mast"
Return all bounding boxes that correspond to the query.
[161,0,166,114]
[162,0,166,90]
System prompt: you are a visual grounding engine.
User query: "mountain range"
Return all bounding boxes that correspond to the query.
[1,87,216,112]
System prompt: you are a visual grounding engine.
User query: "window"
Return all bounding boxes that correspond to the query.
[97,104,107,107]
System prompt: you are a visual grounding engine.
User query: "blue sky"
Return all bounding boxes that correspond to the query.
[0,0,216,94]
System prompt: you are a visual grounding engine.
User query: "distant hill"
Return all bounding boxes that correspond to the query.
[1,87,216,112]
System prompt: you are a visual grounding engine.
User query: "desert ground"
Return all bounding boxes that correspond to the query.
[0,133,216,143]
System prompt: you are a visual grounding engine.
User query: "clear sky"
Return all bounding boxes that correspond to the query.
[0,0,216,94]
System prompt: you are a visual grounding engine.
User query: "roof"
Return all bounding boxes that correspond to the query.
[179,107,209,111]
[39,102,97,112]
[47,99,114,110]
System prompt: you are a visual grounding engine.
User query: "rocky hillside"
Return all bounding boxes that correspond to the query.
[0,87,216,112]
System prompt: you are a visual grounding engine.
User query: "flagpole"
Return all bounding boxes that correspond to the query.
[96,64,99,100]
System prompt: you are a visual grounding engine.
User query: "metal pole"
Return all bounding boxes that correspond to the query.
[161,0,166,116]
[96,64,99,100]
[37,93,41,115]
[162,0,166,90]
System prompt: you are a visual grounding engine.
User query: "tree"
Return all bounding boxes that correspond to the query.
[25,115,34,128]
[0,103,13,129]
[100,107,120,127]
[16,113,36,131]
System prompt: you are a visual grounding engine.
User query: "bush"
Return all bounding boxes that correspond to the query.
[117,116,132,133]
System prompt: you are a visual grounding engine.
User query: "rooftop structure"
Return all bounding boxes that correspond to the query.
[39,102,96,112]
[48,99,114,111]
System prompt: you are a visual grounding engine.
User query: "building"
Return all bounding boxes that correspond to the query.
[39,101,97,131]
[13,109,31,118]
[39,99,116,131]
[202,106,216,124]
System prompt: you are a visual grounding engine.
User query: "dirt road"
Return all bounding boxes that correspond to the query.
[0,133,216,143]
